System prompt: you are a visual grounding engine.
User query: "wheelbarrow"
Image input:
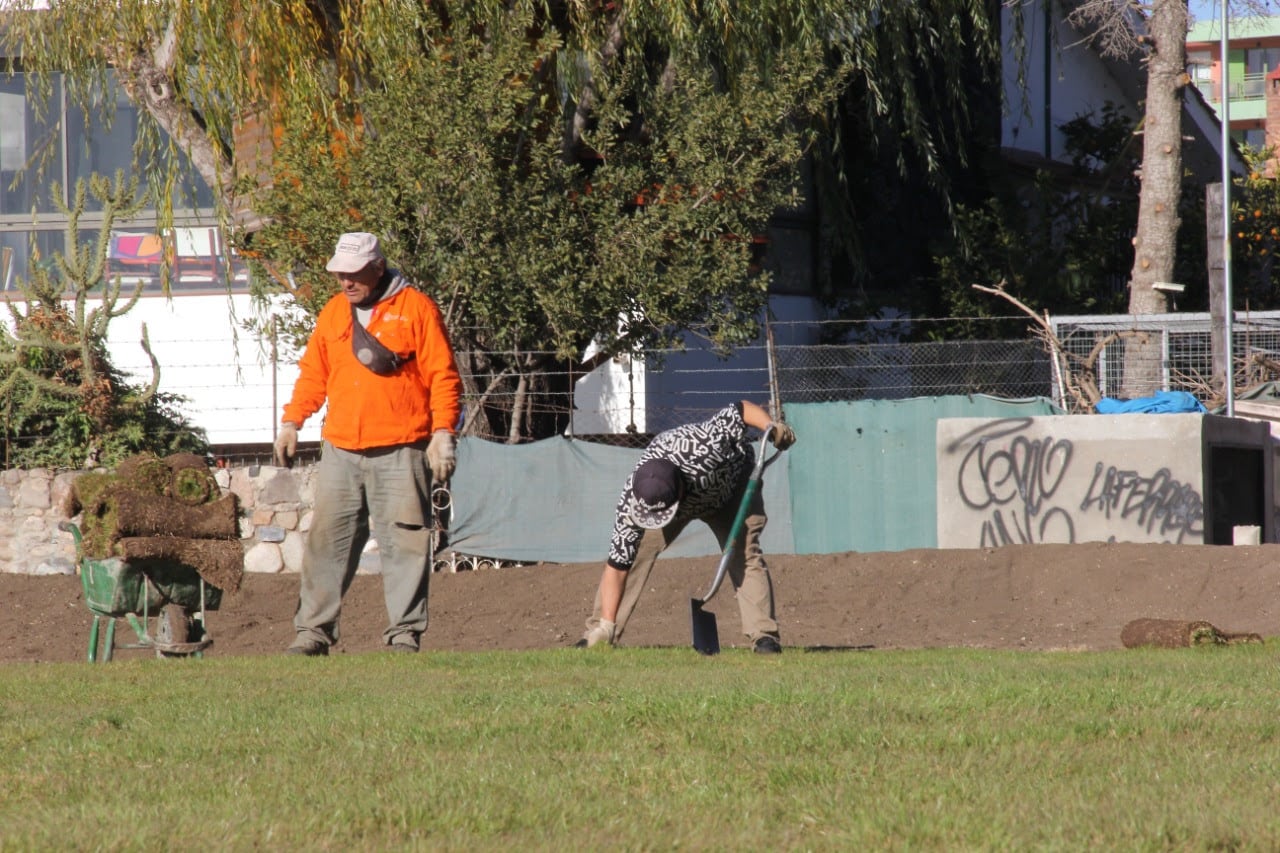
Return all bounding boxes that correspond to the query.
[59,521,218,662]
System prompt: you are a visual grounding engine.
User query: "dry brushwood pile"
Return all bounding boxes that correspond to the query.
[63,452,244,594]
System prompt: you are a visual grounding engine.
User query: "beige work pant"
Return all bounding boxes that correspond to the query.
[586,482,778,644]
[293,441,433,648]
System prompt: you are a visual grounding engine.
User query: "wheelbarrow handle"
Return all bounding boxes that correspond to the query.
[58,520,83,549]
[696,432,784,605]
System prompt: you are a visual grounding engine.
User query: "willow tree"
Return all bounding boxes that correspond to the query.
[3,0,1000,439]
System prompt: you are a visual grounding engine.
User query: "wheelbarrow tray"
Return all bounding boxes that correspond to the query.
[81,556,222,618]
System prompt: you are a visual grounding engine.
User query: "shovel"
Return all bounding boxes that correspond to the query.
[691,432,783,655]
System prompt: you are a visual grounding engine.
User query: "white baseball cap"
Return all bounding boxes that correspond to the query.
[326,232,385,274]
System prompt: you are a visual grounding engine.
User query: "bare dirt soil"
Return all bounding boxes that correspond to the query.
[3,542,1279,663]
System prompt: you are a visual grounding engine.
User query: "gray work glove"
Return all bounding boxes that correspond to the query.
[765,420,797,450]
[583,619,616,648]
[427,430,457,481]
[273,422,299,468]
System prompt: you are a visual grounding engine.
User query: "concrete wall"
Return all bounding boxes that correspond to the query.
[936,414,1274,548]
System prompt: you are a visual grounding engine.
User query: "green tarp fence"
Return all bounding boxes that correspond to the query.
[784,396,1060,554]
[447,395,1058,563]
[447,435,793,564]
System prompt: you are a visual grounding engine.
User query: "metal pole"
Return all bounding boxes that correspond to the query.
[1221,0,1235,415]
[271,315,279,441]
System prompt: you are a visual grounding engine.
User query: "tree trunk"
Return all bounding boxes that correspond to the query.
[1122,0,1187,398]
[110,18,235,205]
[508,371,528,445]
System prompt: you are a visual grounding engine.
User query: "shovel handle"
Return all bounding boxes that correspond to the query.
[697,479,760,604]
[696,432,781,604]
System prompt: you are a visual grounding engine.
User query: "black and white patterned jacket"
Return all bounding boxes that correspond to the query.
[606,403,754,570]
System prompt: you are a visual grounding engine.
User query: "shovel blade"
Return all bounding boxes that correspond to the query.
[690,598,720,655]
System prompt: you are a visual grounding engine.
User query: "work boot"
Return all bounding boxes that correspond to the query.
[388,635,420,653]
[285,638,329,657]
[752,635,782,655]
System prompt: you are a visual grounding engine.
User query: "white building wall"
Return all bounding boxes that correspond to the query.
[101,293,321,446]
[1002,2,1142,162]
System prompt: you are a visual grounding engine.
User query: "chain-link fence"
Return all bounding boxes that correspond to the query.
[452,312,1280,447]
[455,317,1058,447]
[77,311,1259,466]
[773,337,1051,404]
[1050,310,1280,409]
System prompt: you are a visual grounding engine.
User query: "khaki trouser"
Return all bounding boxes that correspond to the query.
[586,480,778,644]
[293,441,433,648]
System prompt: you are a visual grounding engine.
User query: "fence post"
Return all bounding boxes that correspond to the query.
[765,308,782,421]
[270,315,278,442]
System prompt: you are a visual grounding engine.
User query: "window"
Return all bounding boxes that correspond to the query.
[0,74,62,216]
[1187,51,1213,92]
[0,69,242,294]
[1234,127,1268,150]
[1244,47,1280,76]
[98,226,251,295]
[0,230,64,291]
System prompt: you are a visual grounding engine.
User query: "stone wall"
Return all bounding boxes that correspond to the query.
[3,463,324,576]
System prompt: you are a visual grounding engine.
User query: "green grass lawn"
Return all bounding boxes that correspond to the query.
[3,645,1279,850]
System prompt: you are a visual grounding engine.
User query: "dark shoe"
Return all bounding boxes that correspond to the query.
[388,641,419,653]
[753,635,782,655]
[285,639,329,657]
[573,638,588,649]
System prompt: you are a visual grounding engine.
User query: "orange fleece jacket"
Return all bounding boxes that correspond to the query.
[282,285,462,450]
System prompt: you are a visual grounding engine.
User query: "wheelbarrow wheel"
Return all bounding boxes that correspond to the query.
[156,603,193,657]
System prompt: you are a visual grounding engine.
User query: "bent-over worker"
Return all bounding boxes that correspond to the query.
[577,400,795,653]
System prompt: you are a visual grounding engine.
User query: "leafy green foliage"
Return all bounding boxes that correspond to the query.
[247,6,845,438]
[927,102,1208,339]
[0,377,207,470]
[1230,146,1280,308]
[0,174,207,468]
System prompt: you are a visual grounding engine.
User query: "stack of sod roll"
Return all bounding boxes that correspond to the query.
[64,452,244,594]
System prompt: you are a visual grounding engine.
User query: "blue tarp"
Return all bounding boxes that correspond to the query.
[1095,390,1206,414]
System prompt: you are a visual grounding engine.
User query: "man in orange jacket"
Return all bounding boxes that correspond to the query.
[274,232,462,656]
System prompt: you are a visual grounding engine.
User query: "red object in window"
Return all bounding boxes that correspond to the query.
[109,233,164,266]
[107,232,167,285]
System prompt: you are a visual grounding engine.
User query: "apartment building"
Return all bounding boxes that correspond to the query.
[1187,16,1280,151]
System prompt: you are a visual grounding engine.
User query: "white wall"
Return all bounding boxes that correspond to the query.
[1002,2,1142,162]
[102,293,321,446]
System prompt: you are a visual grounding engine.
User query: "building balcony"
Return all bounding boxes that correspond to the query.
[1193,73,1269,121]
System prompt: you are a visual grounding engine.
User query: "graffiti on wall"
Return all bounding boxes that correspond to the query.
[945,419,1204,546]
